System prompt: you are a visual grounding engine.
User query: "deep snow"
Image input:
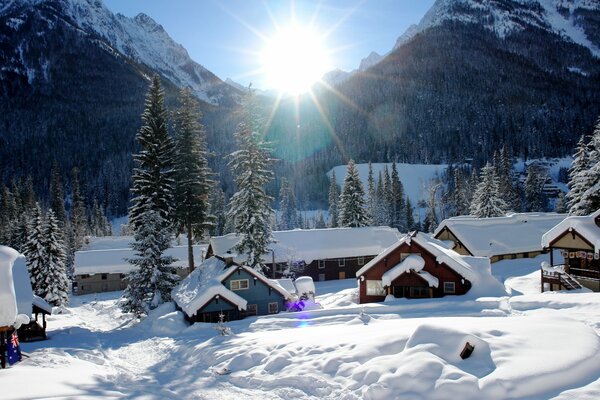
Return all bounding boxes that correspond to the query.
[1,255,600,399]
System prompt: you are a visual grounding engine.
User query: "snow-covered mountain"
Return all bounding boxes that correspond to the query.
[0,0,240,105]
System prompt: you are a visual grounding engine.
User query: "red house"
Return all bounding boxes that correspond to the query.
[356,232,492,304]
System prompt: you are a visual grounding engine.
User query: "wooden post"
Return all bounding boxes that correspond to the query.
[550,247,554,267]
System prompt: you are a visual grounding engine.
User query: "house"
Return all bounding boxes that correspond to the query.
[73,245,205,295]
[541,209,600,292]
[206,226,403,281]
[434,213,566,263]
[172,256,294,323]
[355,232,500,304]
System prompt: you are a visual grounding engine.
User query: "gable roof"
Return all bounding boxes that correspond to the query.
[171,257,293,317]
[541,209,600,251]
[434,213,566,257]
[209,226,403,265]
[73,245,205,275]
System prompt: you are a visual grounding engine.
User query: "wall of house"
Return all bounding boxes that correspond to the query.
[357,241,471,304]
[222,268,287,315]
[551,232,594,251]
[74,267,192,295]
[288,255,376,282]
[434,228,471,256]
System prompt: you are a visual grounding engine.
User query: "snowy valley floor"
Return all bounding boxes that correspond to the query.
[2,257,600,400]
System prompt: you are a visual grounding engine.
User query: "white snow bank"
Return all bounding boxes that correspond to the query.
[0,246,26,327]
[382,254,425,287]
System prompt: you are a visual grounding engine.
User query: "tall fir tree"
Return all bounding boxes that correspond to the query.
[577,119,600,215]
[451,168,470,216]
[69,167,88,252]
[383,165,392,226]
[493,147,519,212]
[524,163,549,212]
[390,162,407,231]
[470,163,508,218]
[567,135,590,215]
[373,171,388,225]
[366,162,376,225]
[209,187,227,236]
[227,90,274,273]
[278,178,298,230]
[124,75,178,314]
[314,211,327,229]
[405,196,416,231]
[555,192,568,213]
[172,87,215,270]
[339,159,369,228]
[37,209,69,307]
[328,170,339,228]
[122,210,179,315]
[22,203,46,297]
[50,161,67,227]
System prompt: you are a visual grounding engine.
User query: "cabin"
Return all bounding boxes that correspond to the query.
[73,244,205,295]
[172,256,294,323]
[206,227,402,281]
[541,209,600,292]
[355,232,492,304]
[434,213,566,263]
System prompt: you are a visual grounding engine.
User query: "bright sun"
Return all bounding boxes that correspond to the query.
[261,25,331,95]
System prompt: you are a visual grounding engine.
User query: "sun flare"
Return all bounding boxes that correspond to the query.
[261,25,331,95]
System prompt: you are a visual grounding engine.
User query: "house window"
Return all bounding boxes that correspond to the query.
[230,279,249,291]
[318,260,325,269]
[358,256,365,265]
[318,273,326,281]
[268,302,278,314]
[101,274,108,280]
[366,280,386,296]
[410,287,430,298]
[444,282,455,294]
[338,258,345,267]
[246,304,257,316]
[81,274,90,279]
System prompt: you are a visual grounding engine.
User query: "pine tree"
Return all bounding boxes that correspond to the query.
[50,161,67,227]
[390,162,407,231]
[227,90,274,273]
[339,159,369,228]
[37,209,69,307]
[314,212,326,229]
[373,172,387,225]
[383,165,392,226]
[22,203,46,297]
[279,178,298,230]
[90,200,111,236]
[567,134,594,215]
[451,168,470,216]
[405,196,416,231]
[129,75,176,232]
[524,163,549,212]
[70,167,88,251]
[423,183,441,233]
[470,163,508,218]
[493,147,518,212]
[366,162,376,225]
[210,187,227,236]
[578,120,600,214]
[555,192,568,213]
[122,210,179,315]
[173,88,215,270]
[328,170,339,228]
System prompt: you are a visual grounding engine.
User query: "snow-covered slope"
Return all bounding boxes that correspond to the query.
[400,0,599,56]
[1,0,239,104]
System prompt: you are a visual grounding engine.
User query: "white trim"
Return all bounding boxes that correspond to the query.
[338,258,345,267]
[358,256,365,265]
[318,259,325,269]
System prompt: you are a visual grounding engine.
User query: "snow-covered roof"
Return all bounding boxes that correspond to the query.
[172,257,247,316]
[273,279,297,295]
[541,209,600,252]
[0,246,21,326]
[74,245,205,275]
[33,295,53,314]
[382,254,426,287]
[417,271,439,288]
[209,226,403,265]
[172,257,293,317]
[434,213,567,257]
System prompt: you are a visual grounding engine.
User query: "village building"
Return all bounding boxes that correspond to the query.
[206,226,403,281]
[172,256,294,323]
[355,232,498,304]
[541,209,600,292]
[73,244,205,295]
[434,213,566,263]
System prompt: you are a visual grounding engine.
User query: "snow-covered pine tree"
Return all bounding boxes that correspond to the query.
[339,159,369,228]
[390,162,407,231]
[278,178,298,230]
[328,170,339,228]
[122,209,179,315]
[470,163,508,218]
[555,192,568,213]
[577,119,600,215]
[366,162,376,225]
[423,183,441,233]
[50,161,67,228]
[129,75,176,232]
[22,203,46,297]
[209,187,227,236]
[69,167,88,252]
[315,212,326,229]
[373,171,388,225]
[451,168,470,216]
[227,90,274,273]
[493,146,518,212]
[383,165,392,226]
[567,135,592,215]
[524,163,549,212]
[173,87,215,270]
[90,200,111,237]
[36,209,69,307]
[405,196,416,231]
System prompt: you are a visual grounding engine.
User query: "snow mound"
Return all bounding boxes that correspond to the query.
[143,302,187,336]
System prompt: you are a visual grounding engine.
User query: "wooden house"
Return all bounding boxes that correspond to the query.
[434,213,566,263]
[172,256,294,323]
[355,232,493,304]
[206,227,402,281]
[541,209,600,292]
[73,244,205,295]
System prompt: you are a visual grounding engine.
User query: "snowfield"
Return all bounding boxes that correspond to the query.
[2,256,600,399]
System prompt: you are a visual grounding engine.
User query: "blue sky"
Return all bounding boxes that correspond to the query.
[103,0,435,89]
